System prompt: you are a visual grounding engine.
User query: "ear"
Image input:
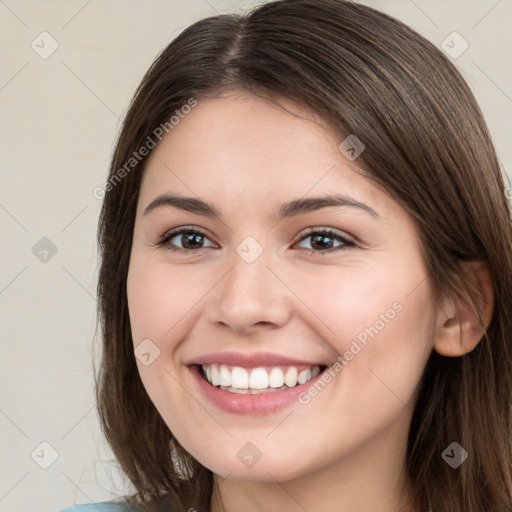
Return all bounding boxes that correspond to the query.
[433,261,494,357]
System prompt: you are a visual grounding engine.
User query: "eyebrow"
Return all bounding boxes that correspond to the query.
[143,193,380,220]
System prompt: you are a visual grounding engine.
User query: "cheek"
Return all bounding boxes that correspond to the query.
[284,262,434,456]
[289,258,428,343]
[126,256,209,432]
[290,257,435,390]
[127,256,210,346]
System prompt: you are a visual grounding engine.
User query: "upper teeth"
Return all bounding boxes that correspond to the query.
[202,364,321,390]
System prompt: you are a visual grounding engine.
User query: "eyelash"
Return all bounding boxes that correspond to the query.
[155,226,356,255]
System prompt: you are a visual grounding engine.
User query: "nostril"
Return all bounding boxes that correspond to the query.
[255,321,272,327]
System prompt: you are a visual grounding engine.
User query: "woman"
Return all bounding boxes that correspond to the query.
[60,0,512,510]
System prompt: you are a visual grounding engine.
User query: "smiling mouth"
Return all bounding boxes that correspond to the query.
[198,363,327,394]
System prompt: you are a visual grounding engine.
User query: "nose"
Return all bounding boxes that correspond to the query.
[206,245,292,336]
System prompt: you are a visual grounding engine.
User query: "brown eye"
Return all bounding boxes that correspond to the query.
[157,228,216,252]
[295,229,355,254]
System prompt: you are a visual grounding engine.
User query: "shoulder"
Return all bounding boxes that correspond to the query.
[57,501,139,512]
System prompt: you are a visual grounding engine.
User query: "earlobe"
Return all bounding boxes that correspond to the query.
[433,261,494,357]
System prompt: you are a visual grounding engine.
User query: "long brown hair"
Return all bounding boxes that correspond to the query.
[94,1,512,510]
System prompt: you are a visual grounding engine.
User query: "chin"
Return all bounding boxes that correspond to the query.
[191,446,318,483]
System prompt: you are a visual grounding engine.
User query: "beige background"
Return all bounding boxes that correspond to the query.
[0,1,511,511]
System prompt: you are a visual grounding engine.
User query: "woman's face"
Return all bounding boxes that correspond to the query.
[127,92,437,483]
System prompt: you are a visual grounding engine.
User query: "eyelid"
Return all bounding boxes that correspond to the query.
[292,226,356,254]
[156,225,217,248]
[294,226,355,244]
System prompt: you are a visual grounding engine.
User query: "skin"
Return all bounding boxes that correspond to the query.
[126,91,493,512]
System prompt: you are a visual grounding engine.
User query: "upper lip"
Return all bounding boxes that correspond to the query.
[188,351,327,368]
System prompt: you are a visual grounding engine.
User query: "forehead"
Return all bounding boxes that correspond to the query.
[137,92,393,219]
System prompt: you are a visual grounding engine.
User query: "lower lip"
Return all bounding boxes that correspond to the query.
[189,365,326,415]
